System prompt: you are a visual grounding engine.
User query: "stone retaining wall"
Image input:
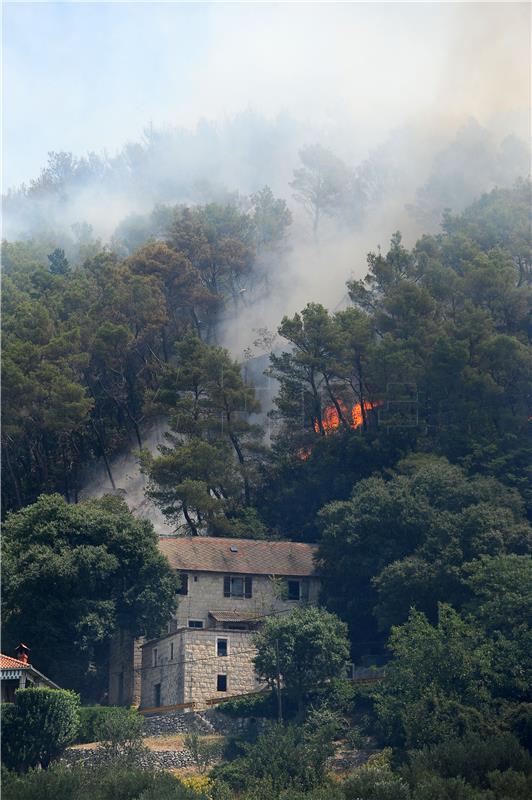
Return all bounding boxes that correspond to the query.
[63,747,195,770]
[141,707,262,737]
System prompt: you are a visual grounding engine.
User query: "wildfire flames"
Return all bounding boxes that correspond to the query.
[298,400,380,460]
[314,400,379,434]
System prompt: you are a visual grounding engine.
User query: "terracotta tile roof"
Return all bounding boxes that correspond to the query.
[159,537,318,577]
[0,654,29,670]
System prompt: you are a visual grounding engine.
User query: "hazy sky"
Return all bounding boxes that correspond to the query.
[3,1,530,190]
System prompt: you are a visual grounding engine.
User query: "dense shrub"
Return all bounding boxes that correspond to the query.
[343,750,410,800]
[407,733,532,789]
[504,703,532,751]
[1,765,210,800]
[1,688,80,772]
[213,713,338,797]
[77,706,127,743]
[184,733,224,773]
[217,690,277,718]
[95,706,148,766]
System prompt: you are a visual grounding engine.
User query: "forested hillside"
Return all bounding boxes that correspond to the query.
[2,179,531,798]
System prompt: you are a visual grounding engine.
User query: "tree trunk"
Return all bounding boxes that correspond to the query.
[323,374,348,428]
[91,420,116,490]
[3,443,22,508]
[182,503,198,535]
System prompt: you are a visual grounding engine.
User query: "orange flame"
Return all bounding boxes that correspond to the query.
[314,400,379,435]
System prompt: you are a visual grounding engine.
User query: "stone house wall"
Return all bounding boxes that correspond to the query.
[141,628,261,709]
[108,631,143,706]
[171,572,321,630]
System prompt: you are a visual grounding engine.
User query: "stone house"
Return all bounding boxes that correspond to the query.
[109,537,319,709]
[1,644,60,702]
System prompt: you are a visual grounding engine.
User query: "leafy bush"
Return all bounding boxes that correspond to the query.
[487,768,532,800]
[504,703,532,751]
[77,706,127,743]
[184,733,224,774]
[212,713,338,797]
[1,688,80,772]
[407,733,532,790]
[410,774,488,800]
[309,678,357,715]
[343,750,411,800]
[217,691,277,718]
[95,706,148,766]
[1,764,210,800]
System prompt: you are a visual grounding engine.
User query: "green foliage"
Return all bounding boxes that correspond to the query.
[373,605,495,748]
[95,707,148,766]
[217,690,277,718]
[1,764,210,800]
[343,750,410,800]
[1,191,282,515]
[47,248,70,276]
[2,494,179,699]
[213,713,338,798]
[253,606,350,714]
[142,333,265,533]
[77,706,123,743]
[1,687,80,772]
[407,733,532,789]
[318,457,530,654]
[184,732,224,774]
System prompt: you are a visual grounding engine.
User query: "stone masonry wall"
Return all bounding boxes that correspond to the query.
[172,572,321,629]
[141,628,261,708]
[108,631,143,706]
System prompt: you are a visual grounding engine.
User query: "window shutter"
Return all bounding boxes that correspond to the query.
[223,576,231,597]
[244,576,253,598]
[179,573,189,596]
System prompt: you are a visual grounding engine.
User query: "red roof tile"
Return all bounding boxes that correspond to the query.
[159,537,318,577]
[0,654,29,670]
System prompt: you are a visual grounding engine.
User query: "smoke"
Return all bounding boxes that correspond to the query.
[4,1,530,516]
[77,418,175,536]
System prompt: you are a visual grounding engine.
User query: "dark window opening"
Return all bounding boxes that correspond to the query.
[217,674,227,692]
[287,580,300,601]
[224,575,252,598]
[188,620,204,629]
[178,573,189,595]
[154,683,161,707]
[217,638,228,657]
[170,643,174,660]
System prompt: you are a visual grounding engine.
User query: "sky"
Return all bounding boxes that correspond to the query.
[3,1,530,191]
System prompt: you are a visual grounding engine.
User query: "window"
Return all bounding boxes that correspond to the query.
[224,575,252,598]
[217,638,228,657]
[154,683,161,707]
[178,573,189,596]
[170,643,174,660]
[152,648,158,667]
[188,620,204,629]
[216,674,227,692]
[287,580,300,601]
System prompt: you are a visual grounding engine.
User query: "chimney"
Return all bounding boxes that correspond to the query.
[15,643,30,664]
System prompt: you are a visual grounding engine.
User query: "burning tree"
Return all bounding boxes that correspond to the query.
[269,302,380,449]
